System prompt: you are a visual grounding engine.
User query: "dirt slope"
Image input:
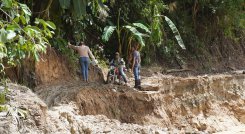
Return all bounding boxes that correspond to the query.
[0,83,168,134]
[35,70,245,133]
[1,69,245,133]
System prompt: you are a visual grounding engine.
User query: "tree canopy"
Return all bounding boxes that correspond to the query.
[0,0,244,73]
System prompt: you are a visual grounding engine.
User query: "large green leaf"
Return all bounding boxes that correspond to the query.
[124,26,139,35]
[35,19,56,30]
[59,0,71,9]
[102,26,116,42]
[0,42,7,59]
[20,15,26,24]
[134,33,145,47]
[124,25,146,47]
[6,24,19,31]
[73,0,87,19]
[164,16,186,50]
[0,29,7,43]
[19,3,32,16]
[1,0,13,8]
[133,23,151,34]
[24,25,41,36]
[46,21,56,30]
[98,0,109,11]
[101,0,108,3]
[6,30,16,40]
[0,21,3,27]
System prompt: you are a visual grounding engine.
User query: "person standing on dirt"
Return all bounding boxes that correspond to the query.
[108,52,128,84]
[68,41,96,83]
[131,44,141,89]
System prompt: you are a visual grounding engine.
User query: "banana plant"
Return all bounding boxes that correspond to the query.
[102,9,150,54]
[102,8,185,56]
[155,15,186,50]
[102,24,150,54]
[138,2,186,64]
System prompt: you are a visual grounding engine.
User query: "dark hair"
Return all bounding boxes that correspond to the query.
[79,41,85,46]
[132,44,139,50]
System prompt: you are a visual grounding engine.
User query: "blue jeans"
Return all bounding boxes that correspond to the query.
[79,57,89,81]
[119,67,127,83]
[133,65,140,80]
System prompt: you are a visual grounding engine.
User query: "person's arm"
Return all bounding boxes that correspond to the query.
[68,42,78,51]
[109,59,114,66]
[132,51,137,71]
[88,48,95,60]
[131,56,135,71]
[138,52,141,65]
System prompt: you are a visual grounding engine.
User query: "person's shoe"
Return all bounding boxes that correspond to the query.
[123,77,128,84]
[137,79,142,90]
[134,80,138,88]
[86,80,89,84]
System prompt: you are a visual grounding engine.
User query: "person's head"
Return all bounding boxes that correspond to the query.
[79,41,85,46]
[132,44,139,51]
[115,52,120,59]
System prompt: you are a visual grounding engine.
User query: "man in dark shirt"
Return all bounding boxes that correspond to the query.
[131,44,141,89]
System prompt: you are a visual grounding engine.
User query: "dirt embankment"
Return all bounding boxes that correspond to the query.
[1,70,245,133]
[0,83,168,134]
[2,45,245,133]
[35,47,105,85]
[5,47,105,87]
[33,70,245,133]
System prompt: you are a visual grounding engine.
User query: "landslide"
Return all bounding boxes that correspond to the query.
[2,46,245,133]
[1,69,245,133]
[0,83,167,134]
[34,70,245,133]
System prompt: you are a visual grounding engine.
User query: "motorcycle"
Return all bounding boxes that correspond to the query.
[106,66,127,85]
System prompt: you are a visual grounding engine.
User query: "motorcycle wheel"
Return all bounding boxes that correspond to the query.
[107,75,115,84]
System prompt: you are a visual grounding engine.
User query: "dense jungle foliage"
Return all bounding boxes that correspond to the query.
[0,0,244,72]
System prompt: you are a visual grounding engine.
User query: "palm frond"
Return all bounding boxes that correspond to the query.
[102,26,116,42]
[164,16,186,50]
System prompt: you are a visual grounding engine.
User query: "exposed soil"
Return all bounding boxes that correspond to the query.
[1,69,245,133]
[157,36,245,75]
[0,83,168,134]
[1,46,245,134]
[35,47,105,85]
[34,70,245,133]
